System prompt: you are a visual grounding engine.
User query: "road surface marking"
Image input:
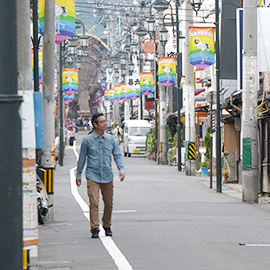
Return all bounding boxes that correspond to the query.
[239,243,270,247]
[70,142,133,270]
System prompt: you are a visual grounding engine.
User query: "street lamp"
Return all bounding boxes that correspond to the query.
[130,41,138,55]
[67,43,77,57]
[189,0,204,15]
[79,35,89,51]
[158,26,169,51]
[146,18,156,37]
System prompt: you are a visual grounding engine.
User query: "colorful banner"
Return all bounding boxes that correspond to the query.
[62,68,78,96]
[104,89,110,101]
[189,27,215,71]
[126,76,140,100]
[120,84,128,101]
[108,89,115,102]
[39,0,76,44]
[158,57,177,87]
[63,93,74,104]
[140,72,154,96]
[114,86,121,102]
[32,49,43,84]
[99,80,106,94]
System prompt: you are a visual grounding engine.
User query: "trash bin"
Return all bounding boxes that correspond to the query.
[201,167,208,177]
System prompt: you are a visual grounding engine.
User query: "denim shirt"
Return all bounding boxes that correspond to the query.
[76,131,125,183]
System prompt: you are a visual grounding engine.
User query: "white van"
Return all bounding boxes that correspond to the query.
[123,120,151,157]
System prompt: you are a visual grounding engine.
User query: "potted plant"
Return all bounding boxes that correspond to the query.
[222,164,229,180]
[199,161,209,177]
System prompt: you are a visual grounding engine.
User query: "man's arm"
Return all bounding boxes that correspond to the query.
[76,138,88,186]
[112,137,125,181]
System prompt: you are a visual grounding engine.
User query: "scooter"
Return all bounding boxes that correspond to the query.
[36,169,53,224]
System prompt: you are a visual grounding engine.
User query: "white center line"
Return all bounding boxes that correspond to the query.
[70,142,133,270]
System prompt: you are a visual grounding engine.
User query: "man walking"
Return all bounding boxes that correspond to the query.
[76,113,125,238]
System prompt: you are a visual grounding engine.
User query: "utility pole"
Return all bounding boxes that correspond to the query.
[57,42,64,166]
[0,1,23,269]
[175,0,183,171]
[242,0,258,203]
[18,0,39,268]
[158,12,168,164]
[41,0,56,220]
[183,1,196,175]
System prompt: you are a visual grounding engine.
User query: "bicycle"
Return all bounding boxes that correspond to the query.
[167,147,178,166]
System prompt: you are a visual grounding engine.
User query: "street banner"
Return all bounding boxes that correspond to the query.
[99,80,106,94]
[114,86,121,102]
[63,93,74,104]
[126,75,140,100]
[62,68,78,96]
[158,57,177,87]
[104,89,110,101]
[39,0,76,44]
[189,27,215,70]
[32,49,43,84]
[140,72,154,96]
[120,84,128,101]
[108,89,115,102]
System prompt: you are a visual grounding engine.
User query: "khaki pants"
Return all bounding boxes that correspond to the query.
[86,178,113,232]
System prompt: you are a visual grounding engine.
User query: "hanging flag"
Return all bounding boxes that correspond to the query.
[189,27,215,71]
[99,80,106,94]
[158,57,177,87]
[140,72,154,96]
[109,89,115,102]
[63,93,74,104]
[104,89,110,101]
[39,0,76,44]
[62,68,78,96]
[120,84,128,101]
[114,86,121,102]
[194,88,205,96]
[126,76,140,100]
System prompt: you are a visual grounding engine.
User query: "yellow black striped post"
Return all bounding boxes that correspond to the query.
[23,249,29,270]
[43,167,55,194]
[188,142,196,160]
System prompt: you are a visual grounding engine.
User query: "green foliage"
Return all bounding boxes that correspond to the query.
[203,127,211,160]
[146,128,155,154]
[222,164,229,175]
[167,127,173,144]
[199,161,210,168]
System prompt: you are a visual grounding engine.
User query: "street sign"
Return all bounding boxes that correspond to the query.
[143,41,155,54]
[153,1,169,11]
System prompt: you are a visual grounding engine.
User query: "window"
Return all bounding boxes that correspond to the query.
[129,127,150,136]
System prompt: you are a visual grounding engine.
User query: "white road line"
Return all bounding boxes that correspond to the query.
[70,142,133,270]
[240,243,270,247]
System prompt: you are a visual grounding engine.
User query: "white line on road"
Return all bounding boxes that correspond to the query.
[240,243,270,247]
[70,142,133,270]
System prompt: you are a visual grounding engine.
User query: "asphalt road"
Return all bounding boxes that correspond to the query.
[38,131,270,270]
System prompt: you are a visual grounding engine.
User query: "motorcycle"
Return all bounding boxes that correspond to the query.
[36,168,53,224]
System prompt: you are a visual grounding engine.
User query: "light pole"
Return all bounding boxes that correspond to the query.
[146,17,159,161]
[135,26,148,119]
[189,0,221,191]
[152,0,182,167]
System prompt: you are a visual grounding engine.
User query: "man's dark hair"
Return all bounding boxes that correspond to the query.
[91,113,104,129]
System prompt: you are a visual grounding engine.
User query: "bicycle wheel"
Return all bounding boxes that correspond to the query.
[167,149,177,166]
